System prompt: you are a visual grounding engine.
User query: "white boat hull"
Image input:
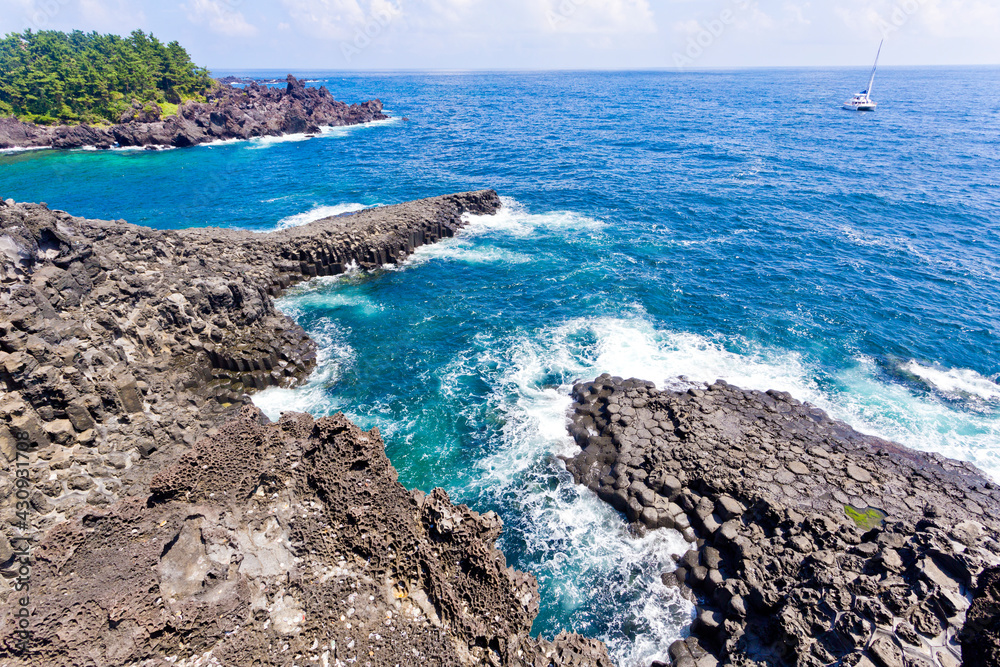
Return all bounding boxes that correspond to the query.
[844,99,877,111]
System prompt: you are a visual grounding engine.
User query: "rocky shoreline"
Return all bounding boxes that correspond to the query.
[565,375,1000,667]
[0,190,616,665]
[0,75,386,151]
[4,187,1000,666]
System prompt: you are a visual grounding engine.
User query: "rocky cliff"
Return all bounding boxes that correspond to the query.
[0,75,387,150]
[0,190,498,528]
[565,375,1000,667]
[0,190,615,665]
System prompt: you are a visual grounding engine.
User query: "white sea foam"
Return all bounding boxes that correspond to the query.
[902,360,1000,402]
[456,322,697,666]
[246,132,313,148]
[274,203,369,230]
[252,316,354,421]
[829,358,1000,478]
[321,115,400,136]
[406,239,533,266]
[280,280,384,315]
[462,197,604,239]
[201,117,398,151]
[0,146,48,155]
[513,315,1000,482]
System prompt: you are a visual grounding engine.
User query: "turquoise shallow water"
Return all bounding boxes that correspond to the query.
[2,69,1000,665]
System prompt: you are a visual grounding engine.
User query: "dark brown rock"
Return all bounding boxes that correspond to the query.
[0,191,500,525]
[0,406,612,666]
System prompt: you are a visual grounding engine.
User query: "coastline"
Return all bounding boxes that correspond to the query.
[0,75,386,152]
[0,190,997,664]
[565,375,1000,667]
[0,190,615,665]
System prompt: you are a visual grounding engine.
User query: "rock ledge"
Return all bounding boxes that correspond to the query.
[566,374,1000,667]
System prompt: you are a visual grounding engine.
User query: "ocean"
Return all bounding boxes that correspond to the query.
[2,68,998,665]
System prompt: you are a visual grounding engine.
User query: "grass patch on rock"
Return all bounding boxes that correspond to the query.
[844,504,887,531]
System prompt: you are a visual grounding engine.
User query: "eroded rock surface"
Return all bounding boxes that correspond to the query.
[565,375,1000,667]
[0,75,386,150]
[0,405,613,666]
[0,190,614,665]
[0,190,499,531]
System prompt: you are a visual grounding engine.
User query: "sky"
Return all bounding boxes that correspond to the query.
[1,0,998,70]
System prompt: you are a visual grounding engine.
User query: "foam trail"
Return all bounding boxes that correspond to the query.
[246,132,313,148]
[461,197,604,239]
[461,323,698,666]
[406,239,533,266]
[0,146,48,154]
[274,203,369,230]
[901,360,1000,402]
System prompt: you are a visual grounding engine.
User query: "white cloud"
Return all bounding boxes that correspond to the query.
[278,0,653,40]
[184,0,259,37]
[833,0,1000,40]
[542,0,657,34]
[279,0,403,40]
[915,0,1000,37]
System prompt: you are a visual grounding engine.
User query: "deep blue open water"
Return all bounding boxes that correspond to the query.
[2,69,999,665]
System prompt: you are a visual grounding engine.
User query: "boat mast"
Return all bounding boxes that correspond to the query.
[865,39,883,98]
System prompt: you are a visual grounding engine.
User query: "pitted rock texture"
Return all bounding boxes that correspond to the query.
[0,405,614,666]
[960,565,1000,667]
[0,190,500,535]
[0,75,386,150]
[565,375,1000,667]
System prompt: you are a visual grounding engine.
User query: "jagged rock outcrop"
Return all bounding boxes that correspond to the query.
[0,191,499,530]
[0,404,613,665]
[0,190,614,665]
[565,375,1000,667]
[0,75,387,150]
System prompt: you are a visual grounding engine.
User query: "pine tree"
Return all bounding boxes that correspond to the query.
[0,29,213,125]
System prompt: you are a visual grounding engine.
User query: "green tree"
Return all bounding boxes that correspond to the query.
[0,29,212,125]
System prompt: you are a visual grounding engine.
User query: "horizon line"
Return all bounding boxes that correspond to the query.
[209,64,1000,74]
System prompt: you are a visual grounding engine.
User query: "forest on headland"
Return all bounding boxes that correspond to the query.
[0,29,212,125]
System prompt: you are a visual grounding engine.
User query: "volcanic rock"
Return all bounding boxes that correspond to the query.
[564,375,1000,667]
[0,75,388,151]
[0,191,498,525]
[0,190,615,665]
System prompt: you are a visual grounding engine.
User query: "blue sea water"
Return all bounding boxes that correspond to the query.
[2,68,1000,665]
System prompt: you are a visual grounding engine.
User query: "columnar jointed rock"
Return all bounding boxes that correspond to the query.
[0,191,500,532]
[564,375,1000,667]
[0,75,387,150]
[0,405,614,666]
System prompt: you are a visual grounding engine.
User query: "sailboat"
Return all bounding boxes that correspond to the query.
[844,40,883,111]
